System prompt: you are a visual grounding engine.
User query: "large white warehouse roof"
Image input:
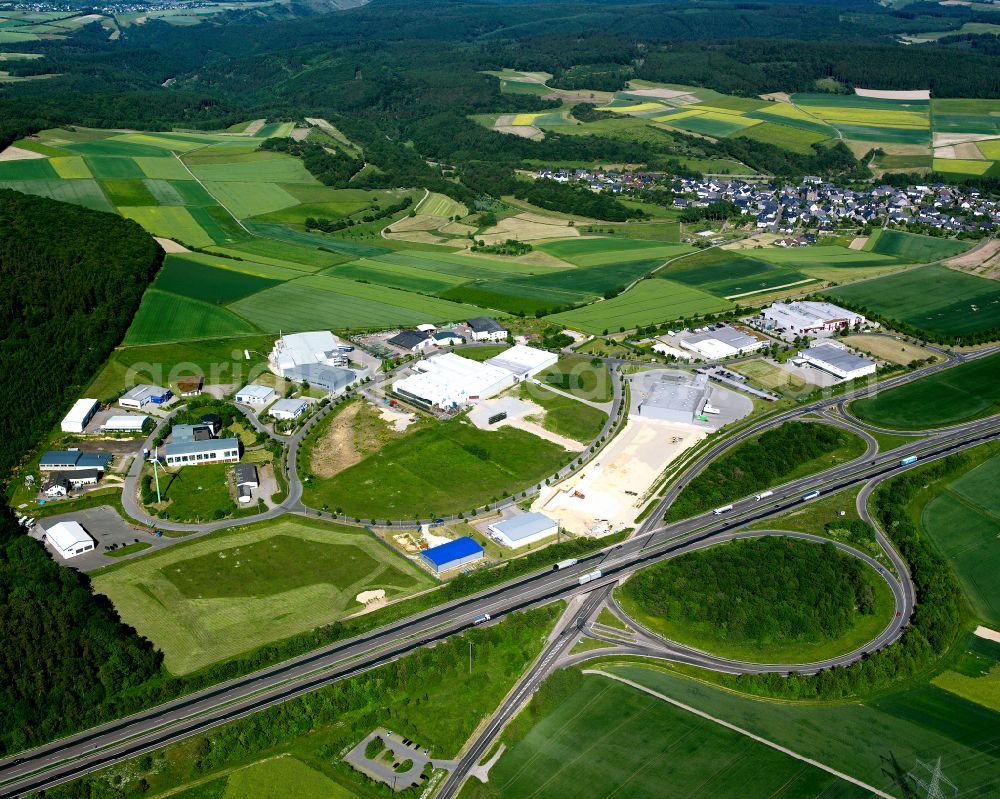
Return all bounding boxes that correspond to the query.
[393,353,514,409]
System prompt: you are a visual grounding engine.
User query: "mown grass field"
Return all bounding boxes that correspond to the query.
[921,452,1000,625]
[828,265,1000,337]
[302,417,572,518]
[156,462,237,522]
[548,279,733,333]
[92,518,433,674]
[599,662,1000,798]
[850,352,1000,429]
[463,673,872,799]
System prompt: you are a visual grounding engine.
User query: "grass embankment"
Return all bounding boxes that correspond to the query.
[850,351,1000,430]
[747,484,888,564]
[45,606,563,799]
[665,422,867,521]
[617,537,894,663]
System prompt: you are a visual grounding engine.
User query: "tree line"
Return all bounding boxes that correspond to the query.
[666,422,855,521]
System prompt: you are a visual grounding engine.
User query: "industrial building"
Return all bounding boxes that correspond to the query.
[119,384,172,410]
[798,343,877,381]
[393,353,515,410]
[176,376,203,397]
[61,398,100,434]
[48,469,101,489]
[467,317,508,342]
[421,536,485,574]
[762,301,866,336]
[101,415,150,434]
[270,331,348,375]
[680,326,765,360]
[388,330,433,352]
[283,363,357,393]
[433,330,464,347]
[235,384,277,406]
[235,463,259,503]
[45,521,95,559]
[163,437,240,467]
[485,344,558,379]
[487,513,558,549]
[268,397,309,420]
[172,423,213,442]
[39,450,112,472]
[636,372,710,424]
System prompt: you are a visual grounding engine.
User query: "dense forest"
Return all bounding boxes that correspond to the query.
[0,190,163,756]
[0,190,162,482]
[666,422,857,521]
[620,537,876,649]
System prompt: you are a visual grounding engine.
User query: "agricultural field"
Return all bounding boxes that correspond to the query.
[462,672,874,799]
[595,660,1000,798]
[547,279,733,334]
[920,452,1000,625]
[481,74,1000,175]
[301,417,573,519]
[827,265,1000,338]
[85,334,275,401]
[658,248,820,300]
[92,518,434,674]
[864,228,971,262]
[849,352,1000,429]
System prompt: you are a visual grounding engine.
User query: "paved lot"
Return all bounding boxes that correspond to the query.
[38,506,157,571]
[345,728,457,792]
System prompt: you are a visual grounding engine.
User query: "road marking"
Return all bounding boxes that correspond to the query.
[583,670,898,799]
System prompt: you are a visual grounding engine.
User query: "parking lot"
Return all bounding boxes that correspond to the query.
[37,506,160,571]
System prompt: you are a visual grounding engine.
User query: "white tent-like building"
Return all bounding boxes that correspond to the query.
[45,521,95,559]
[485,344,557,379]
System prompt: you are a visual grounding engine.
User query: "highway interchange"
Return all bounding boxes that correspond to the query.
[2,342,998,798]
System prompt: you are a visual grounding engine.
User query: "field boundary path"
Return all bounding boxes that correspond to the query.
[581,670,897,799]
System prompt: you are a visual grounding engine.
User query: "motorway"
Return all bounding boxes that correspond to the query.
[2,413,997,798]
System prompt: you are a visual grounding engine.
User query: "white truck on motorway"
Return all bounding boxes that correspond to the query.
[754,491,774,501]
[472,613,491,624]
[553,558,579,571]
[713,504,734,515]
[578,569,602,585]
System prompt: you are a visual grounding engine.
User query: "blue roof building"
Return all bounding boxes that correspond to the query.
[421,536,484,574]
